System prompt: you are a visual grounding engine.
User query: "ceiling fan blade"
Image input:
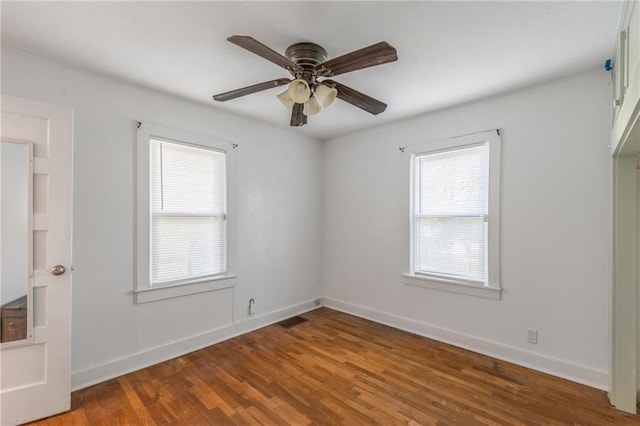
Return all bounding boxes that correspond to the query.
[228,35,302,74]
[317,42,397,77]
[324,80,387,115]
[213,78,291,102]
[290,103,307,126]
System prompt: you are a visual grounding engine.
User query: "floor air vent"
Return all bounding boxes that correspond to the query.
[277,316,308,328]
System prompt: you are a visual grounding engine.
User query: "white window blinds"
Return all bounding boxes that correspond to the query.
[150,138,226,285]
[414,144,489,283]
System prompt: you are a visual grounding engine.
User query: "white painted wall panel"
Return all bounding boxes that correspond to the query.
[322,70,613,388]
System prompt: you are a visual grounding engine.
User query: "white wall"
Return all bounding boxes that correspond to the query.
[1,48,323,389]
[322,69,613,389]
[0,142,29,306]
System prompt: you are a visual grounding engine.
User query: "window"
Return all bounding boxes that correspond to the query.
[136,122,235,303]
[151,139,226,284]
[404,130,501,299]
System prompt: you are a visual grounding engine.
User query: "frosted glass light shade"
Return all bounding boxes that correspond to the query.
[287,79,311,103]
[303,96,322,116]
[314,83,337,108]
[277,90,294,109]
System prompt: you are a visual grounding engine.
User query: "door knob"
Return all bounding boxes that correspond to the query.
[51,265,66,276]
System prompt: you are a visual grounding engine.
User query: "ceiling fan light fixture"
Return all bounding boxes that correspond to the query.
[277,90,294,109]
[287,79,311,103]
[212,36,397,126]
[303,95,322,116]
[314,83,338,108]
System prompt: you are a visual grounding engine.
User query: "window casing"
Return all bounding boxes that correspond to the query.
[136,122,235,303]
[404,130,501,299]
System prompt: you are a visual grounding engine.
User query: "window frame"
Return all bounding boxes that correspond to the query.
[403,129,501,300]
[135,122,236,304]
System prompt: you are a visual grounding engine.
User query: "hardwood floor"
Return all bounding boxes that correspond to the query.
[31,308,639,425]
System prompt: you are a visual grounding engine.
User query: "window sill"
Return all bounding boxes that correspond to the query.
[134,275,236,304]
[402,273,501,300]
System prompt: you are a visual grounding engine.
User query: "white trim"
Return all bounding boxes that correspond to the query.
[405,129,502,292]
[71,323,235,391]
[135,121,237,303]
[610,155,638,412]
[608,0,639,413]
[71,299,321,391]
[233,299,320,335]
[402,273,501,300]
[323,297,608,391]
[134,275,236,304]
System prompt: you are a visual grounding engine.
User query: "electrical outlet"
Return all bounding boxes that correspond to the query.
[527,329,538,344]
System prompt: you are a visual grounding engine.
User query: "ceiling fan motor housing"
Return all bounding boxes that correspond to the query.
[285,42,328,84]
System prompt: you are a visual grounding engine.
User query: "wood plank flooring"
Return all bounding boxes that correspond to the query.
[31,308,639,425]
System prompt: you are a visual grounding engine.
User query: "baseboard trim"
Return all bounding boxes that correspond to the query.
[71,299,320,391]
[233,299,322,335]
[323,297,608,391]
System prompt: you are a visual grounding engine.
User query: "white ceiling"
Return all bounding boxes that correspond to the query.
[1,1,623,140]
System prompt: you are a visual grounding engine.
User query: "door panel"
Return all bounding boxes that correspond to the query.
[0,95,73,425]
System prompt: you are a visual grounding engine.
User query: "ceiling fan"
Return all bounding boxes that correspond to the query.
[212,36,398,126]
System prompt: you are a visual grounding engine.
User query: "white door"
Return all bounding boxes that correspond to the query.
[0,95,73,425]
